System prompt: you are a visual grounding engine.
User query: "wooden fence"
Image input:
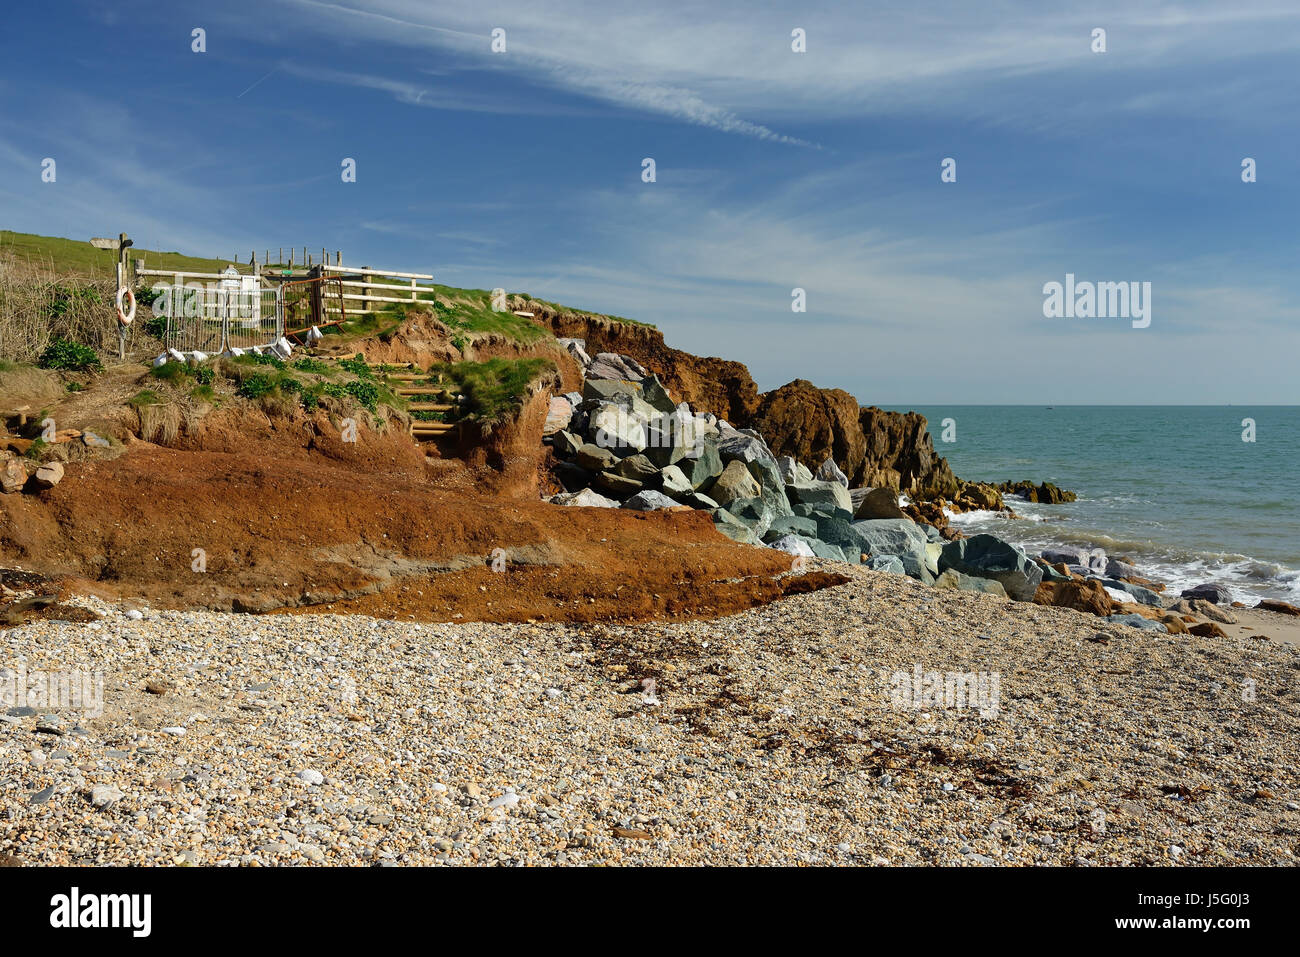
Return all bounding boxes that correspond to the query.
[320,263,436,319]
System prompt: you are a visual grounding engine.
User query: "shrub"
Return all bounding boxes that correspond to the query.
[150,360,189,382]
[337,356,372,380]
[38,337,102,372]
[236,374,276,400]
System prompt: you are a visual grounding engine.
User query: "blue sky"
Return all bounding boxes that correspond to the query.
[2,0,1298,403]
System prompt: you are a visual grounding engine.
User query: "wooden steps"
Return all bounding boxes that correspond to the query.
[406,402,454,412]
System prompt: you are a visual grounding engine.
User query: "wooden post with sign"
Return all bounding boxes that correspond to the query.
[91,233,133,359]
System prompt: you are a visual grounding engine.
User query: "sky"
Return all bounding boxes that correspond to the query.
[1,0,1298,404]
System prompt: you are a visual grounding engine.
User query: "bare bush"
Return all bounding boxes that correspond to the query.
[0,255,120,363]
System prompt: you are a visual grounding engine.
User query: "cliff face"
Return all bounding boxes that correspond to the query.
[521,300,958,494]
[750,380,865,480]
[529,306,758,425]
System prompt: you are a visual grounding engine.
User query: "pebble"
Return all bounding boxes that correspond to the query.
[90,785,125,808]
[1,576,1297,867]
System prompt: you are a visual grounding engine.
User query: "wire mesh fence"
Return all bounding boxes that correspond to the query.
[152,279,283,354]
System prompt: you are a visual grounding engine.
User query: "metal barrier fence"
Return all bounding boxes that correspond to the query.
[163,284,282,353]
[135,268,284,354]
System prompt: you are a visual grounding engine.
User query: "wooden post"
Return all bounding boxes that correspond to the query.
[411,277,417,302]
[309,264,322,329]
[116,232,131,360]
[362,266,371,312]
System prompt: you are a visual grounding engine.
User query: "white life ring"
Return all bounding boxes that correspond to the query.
[115,286,136,326]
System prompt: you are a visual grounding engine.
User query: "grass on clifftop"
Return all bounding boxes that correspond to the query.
[2,229,656,358]
[1,230,252,278]
[430,357,554,424]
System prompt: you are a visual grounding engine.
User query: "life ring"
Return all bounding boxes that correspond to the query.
[115,286,136,326]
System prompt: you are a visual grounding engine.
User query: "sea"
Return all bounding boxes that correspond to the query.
[902,406,1300,604]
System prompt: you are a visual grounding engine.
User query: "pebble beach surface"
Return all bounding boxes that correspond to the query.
[3,565,1298,866]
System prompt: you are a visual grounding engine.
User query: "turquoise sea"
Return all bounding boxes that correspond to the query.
[903,406,1300,603]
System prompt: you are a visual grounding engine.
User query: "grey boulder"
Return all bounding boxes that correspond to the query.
[939,533,1043,601]
[851,486,905,520]
[1180,582,1233,605]
[622,489,681,511]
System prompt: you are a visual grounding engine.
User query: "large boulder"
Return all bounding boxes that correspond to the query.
[851,486,905,520]
[585,352,647,382]
[589,405,646,455]
[614,453,660,484]
[775,455,811,486]
[658,465,693,497]
[707,459,761,507]
[744,457,794,517]
[751,380,866,485]
[543,396,573,435]
[808,540,850,563]
[557,338,591,367]
[938,534,1043,601]
[934,569,1008,597]
[1256,599,1300,617]
[850,518,930,578]
[816,457,849,488]
[1040,547,1087,566]
[715,432,775,466]
[550,487,619,508]
[762,514,820,541]
[1033,579,1114,616]
[1167,598,1237,624]
[582,378,641,404]
[681,441,724,490]
[30,461,65,491]
[637,374,677,414]
[1098,578,1161,607]
[681,491,720,510]
[867,554,906,575]
[551,430,583,459]
[726,496,778,539]
[622,489,680,511]
[787,479,853,514]
[711,508,761,545]
[1,458,26,494]
[1181,582,1233,605]
[594,471,643,498]
[792,502,852,522]
[1105,558,1140,579]
[1106,613,1167,633]
[768,534,816,559]
[952,482,1004,512]
[575,443,618,472]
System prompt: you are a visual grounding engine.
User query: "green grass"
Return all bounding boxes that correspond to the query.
[5,229,659,343]
[430,357,554,423]
[1,229,254,279]
[126,389,163,408]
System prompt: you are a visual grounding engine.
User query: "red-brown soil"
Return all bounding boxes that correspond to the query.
[0,421,844,623]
